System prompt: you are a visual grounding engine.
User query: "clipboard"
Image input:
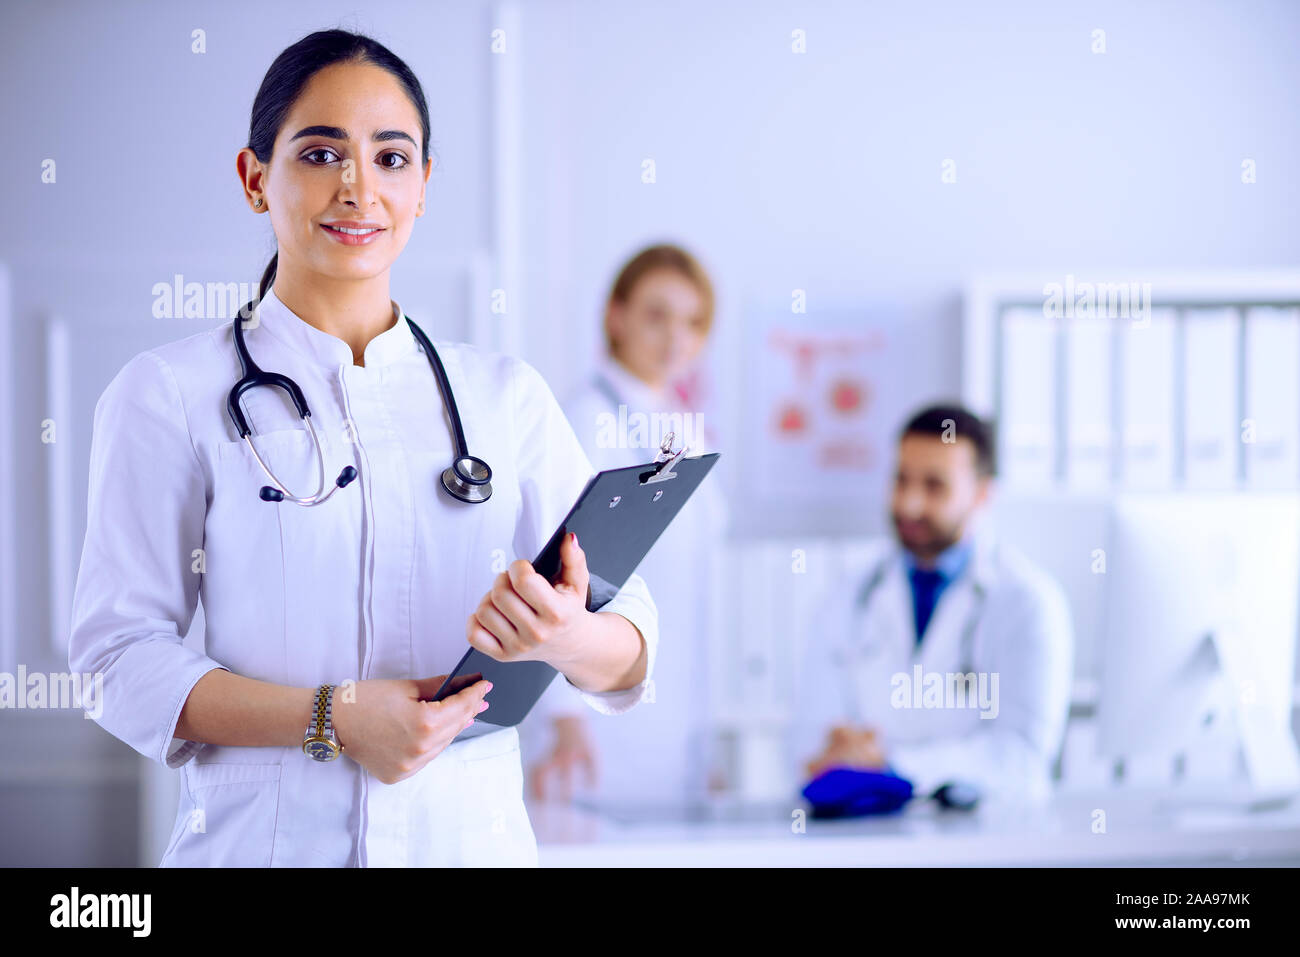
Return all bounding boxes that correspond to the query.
[430,434,720,741]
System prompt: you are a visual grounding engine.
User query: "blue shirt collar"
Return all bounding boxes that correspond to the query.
[902,536,974,581]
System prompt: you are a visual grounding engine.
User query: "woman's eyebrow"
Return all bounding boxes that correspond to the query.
[289,125,417,147]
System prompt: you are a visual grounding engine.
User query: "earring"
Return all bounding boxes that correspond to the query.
[254,198,263,208]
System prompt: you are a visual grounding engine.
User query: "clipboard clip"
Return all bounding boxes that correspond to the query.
[640,431,689,485]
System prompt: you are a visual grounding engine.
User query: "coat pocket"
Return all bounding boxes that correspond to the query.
[160,763,282,867]
[455,729,537,867]
[215,428,333,502]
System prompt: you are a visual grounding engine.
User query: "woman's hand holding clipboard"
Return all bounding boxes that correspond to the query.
[466,530,599,669]
[431,436,721,740]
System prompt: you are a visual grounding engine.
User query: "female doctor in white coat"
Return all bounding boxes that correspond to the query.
[66,29,658,867]
[524,245,728,806]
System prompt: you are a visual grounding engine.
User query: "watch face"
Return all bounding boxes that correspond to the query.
[305,739,336,761]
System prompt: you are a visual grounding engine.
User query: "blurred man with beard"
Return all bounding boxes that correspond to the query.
[790,404,1074,802]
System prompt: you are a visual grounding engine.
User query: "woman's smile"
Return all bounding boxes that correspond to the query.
[320,220,386,245]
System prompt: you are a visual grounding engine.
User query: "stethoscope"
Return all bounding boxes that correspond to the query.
[592,372,621,410]
[848,549,988,677]
[226,299,494,506]
[822,550,990,808]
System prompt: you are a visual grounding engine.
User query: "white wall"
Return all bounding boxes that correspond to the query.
[512,0,1300,534]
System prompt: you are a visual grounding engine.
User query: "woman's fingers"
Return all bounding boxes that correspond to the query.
[433,678,493,734]
[477,598,523,649]
[350,678,499,785]
[410,674,450,701]
[507,559,564,620]
[467,617,503,658]
[491,583,543,638]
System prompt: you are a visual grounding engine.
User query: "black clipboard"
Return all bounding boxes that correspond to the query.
[430,436,720,741]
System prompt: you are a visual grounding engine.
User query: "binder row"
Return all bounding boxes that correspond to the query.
[996,305,1300,489]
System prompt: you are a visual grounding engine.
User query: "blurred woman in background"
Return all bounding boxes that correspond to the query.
[524,244,729,809]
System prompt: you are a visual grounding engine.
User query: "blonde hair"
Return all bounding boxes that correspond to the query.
[602,244,715,355]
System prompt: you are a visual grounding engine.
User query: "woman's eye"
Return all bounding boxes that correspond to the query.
[301,149,408,169]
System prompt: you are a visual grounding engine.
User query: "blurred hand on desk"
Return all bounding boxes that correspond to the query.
[529,715,597,801]
[804,724,889,779]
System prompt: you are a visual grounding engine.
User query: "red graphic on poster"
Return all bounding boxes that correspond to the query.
[765,328,885,473]
[829,377,869,416]
[819,439,875,469]
[776,402,808,435]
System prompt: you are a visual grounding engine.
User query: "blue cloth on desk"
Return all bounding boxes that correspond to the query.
[801,767,915,818]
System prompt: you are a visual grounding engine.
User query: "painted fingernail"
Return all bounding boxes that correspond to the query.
[485,682,493,691]
[478,700,489,712]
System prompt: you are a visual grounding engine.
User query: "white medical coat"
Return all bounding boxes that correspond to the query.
[787,526,1073,802]
[527,352,728,802]
[67,285,659,867]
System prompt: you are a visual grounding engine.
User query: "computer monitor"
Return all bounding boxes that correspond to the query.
[1099,492,1300,802]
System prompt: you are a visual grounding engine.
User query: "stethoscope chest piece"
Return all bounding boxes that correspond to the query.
[442,455,493,504]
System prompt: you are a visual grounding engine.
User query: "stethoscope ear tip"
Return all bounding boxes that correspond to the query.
[259,468,354,505]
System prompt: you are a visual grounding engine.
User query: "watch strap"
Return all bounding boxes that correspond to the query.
[308,684,341,750]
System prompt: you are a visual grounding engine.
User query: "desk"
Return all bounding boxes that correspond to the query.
[530,787,1300,867]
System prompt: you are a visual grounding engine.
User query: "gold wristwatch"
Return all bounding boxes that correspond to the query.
[302,684,343,761]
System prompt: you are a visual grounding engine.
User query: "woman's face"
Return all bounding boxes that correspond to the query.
[242,60,431,284]
[608,269,709,388]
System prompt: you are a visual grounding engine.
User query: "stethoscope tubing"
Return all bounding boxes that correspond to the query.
[227,298,492,506]
[851,551,988,677]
